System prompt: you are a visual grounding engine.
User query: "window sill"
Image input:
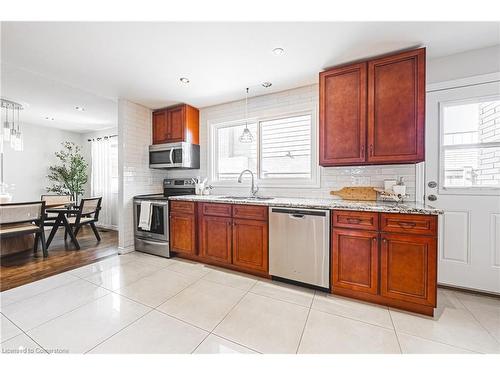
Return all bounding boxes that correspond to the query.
[209,182,321,190]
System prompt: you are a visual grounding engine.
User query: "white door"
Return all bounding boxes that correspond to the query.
[425,75,500,294]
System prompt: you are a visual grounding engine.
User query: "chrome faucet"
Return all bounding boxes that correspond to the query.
[237,169,259,196]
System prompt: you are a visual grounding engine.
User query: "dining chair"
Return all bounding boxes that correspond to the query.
[0,201,48,257]
[41,194,73,222]
[65,197,102,242]
[40,194,73,208]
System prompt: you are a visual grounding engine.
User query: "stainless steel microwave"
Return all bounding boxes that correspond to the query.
[149,142,200,169]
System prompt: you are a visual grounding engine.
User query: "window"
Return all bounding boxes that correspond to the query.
[210,112,317,186]
[214,122,257,181]
[441,97,500,189]
[260,115,311,179]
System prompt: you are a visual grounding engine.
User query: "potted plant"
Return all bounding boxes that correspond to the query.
[46,141,88,204]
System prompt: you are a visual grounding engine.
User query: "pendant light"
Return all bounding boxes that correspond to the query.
[10,105,17,149]
[14,105,23,151]
[239,87,254,143]
[1,98,24,151]
[3,103,11,142]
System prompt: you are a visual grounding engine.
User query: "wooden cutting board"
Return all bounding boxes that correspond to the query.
[330,187,377,201]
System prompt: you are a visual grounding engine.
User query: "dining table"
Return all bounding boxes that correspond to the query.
[45,205,80,250]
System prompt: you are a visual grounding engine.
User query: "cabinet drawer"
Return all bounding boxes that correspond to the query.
[201,203,232,217]
[380,213,437,236]
[232,204,268,221]
[332,210,379,231]
[170,201,195,214]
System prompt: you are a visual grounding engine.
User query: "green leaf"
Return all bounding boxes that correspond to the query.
[46,141,88,201]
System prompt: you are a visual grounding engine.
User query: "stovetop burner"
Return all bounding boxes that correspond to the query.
[133,178,196,201]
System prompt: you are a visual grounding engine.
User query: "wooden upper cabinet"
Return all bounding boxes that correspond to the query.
[199,215,232,264]
[152,104,199,145]
[232,218,268,273]
[367,48,425,163]
[319,47,425,166]
[152,111,168,144]
[380,233,436,306]
[319,63,367,166]
[167,106,185,142]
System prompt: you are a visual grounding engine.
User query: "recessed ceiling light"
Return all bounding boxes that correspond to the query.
[75,106,85,112]
[262,82,272,88]
[179,77,190,84]
[272,47,285,56]
[45,117,54,121]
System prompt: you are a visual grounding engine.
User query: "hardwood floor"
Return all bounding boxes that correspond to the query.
[0,226,118,292]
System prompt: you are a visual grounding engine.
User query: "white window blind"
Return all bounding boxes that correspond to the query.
[260,114,312,179]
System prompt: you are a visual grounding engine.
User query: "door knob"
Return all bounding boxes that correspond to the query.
[427,194,437,201]
[427,181,437,188]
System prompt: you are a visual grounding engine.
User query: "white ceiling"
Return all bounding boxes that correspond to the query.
[1,22,499,131]
[1,63,117,133]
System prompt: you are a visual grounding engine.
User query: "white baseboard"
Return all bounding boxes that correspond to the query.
[118,245,134,255]
[97,224,118,231]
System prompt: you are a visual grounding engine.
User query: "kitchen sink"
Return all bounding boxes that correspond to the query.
[220,196,274,201]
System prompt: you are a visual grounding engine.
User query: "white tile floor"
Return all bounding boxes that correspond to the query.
[1,252,499,354]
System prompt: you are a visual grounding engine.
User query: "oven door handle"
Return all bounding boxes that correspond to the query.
[136,238,167,246]
[169,148,174,164]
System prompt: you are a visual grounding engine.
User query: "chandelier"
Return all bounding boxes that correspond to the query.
[1,98,24,152]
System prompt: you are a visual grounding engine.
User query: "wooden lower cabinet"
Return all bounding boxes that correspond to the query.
[169,201,438,316]
[380,233,437,307]
[196,203,269,275]
[331,211,438,316]
[332,228,378,295]
[200,215,232,264]
[170,212,196,255]
[232,219,268,273]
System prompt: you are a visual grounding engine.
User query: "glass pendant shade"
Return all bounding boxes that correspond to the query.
[239,126,253,143]
[239,87,254,143]
[3,122,11,141]
[14,131,23,151]
[1,99,24,150]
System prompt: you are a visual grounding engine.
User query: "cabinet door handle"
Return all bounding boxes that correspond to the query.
[346,218,362,224]
[372,237,377,242]
[369,144,373,156]
[360,145,365,157]
[382,238,387,243]
[398,221,417,228]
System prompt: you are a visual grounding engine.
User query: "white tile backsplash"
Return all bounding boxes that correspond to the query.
[165,84,417,200]
[117,99,168,251]
[116,85,417,245]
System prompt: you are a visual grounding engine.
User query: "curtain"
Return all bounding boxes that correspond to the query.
[91,137,118,228]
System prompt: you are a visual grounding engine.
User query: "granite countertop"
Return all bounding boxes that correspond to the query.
[169,195,443,215]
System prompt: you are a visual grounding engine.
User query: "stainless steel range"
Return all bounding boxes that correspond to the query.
[133,178,195,258]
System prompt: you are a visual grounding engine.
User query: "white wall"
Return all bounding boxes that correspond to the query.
[427,45,500,84]
[167,84,417,200]
[117,99,168,253]
[2,122,86,202]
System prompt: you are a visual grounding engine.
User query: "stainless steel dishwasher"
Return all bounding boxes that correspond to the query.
[269,207,330,289]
